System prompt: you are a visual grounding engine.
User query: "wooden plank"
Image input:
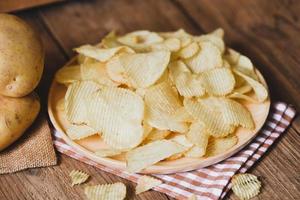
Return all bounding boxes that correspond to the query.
[0,0,64,13]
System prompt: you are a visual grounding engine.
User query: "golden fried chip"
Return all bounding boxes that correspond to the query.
[145,129,171,143]
[185,42,222,73]
[233,69,268,103]
[177,42,200,59]
[232,173,261,200]
[66,124,97,140]
[95,149,123,157]
[69,170,89,186]
[169,61,205,98]
[106,56,131,86]
[170,134,193,148]
[75,45,134,62]
[65,81,101,125]
[151,38,181,52]
[205,135,238,157]
[135,176,162,194]
[101,31,121,48]
[81,62,119,86]
[84,182,126,200]
[145,82,188,133]
[184,98,235,137]
[126,140,187,172]
[199,67,235,96]
[55,65,81,84]
[194,28,225,53]
[228,93,257,103]
[86,87,144,150]
[186,121,210,157]
[233,84,252,94]
[117,30,163,51]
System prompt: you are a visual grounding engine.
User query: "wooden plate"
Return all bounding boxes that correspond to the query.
[48,58,270,174]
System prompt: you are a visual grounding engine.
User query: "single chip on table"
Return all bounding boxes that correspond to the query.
[66,124,97,140]
[84,182,126,200]
[81,62,119,86]
[145,82,188,133]
[169,61,205,98]
[74,45,134,62]
[186,121,210,157]
[107,51,170,88]
[55,65,81,85]
[126,139,187,172]
[135,175,162,194]
[65,81,102,125]
[231,173,261,200]
[199,67,235,96]
[233,69,268,103]
[86,87,144,150]
[185,41,223,74]
[205,135,238,157]
[69,170,89,186]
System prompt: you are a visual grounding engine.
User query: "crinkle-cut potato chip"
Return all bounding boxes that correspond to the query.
[172,107,194,123]
[135,176,162,194]
[117,30,163,51]
[233,69,268,103]
[126,139,187,172]
[84,182,126,200]
[75,45,134,62]
[101,31,121,48]
[184,98,235,137]
[106,56,131,86]
[177,42,200,59]
[65,81,101,125]
[95,149,123,157]
[233,84,252,94]
[86,87,144,150]
[205,135,238,157]
[151,38,181,52]
[81,62,119,86]
[194,29,225,53]
[145,82,188,133]
[169,61,205,98]
[232,173,261,200]
[159,29,191,40]
[170,134,193,148]
[69,170,89,186]
[228,93,257,103]
[145,129,171,143]
[66,124,97,140]
[111,51,170,88]
[55,65,81,84]
[199,67,235,96]
[185,41,223,73]
[185,146,206,158]
[186,121,210,157]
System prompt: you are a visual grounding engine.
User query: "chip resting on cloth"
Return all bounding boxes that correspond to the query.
[135,175,162,194]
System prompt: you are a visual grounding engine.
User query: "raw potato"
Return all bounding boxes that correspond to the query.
[0,93,40,151]
[0,14,44,97]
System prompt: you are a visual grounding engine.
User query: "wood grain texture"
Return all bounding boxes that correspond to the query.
[0,0,299,199]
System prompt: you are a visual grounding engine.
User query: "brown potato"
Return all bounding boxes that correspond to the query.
[0,14,44,97]
[0,93,40,151]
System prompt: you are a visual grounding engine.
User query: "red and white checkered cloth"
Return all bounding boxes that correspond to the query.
[52,102,296,200]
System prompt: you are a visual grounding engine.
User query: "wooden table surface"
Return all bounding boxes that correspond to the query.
[0,0,299,199]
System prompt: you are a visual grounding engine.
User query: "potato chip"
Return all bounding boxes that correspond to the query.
[228,93,257,103]
[135,176,162,194]
[117,30,163,51]
[75,45,134,62]
[126,139,187,172]
[177,42,200,59]
[172,107,194,123]
[233,84,252,94]
[65,81,101,125]
[170,134,193,148]
[185,42,223,73]
[86,87,144,150]
[81,62,119,86]
[199,67,235,96]
[95,149,123,157]
[145,82,188,133]
[159,29,191,40]
[151,38,181,52]
[205,135,238,157]
[145,129,171,142]
[55,65,81,84]
[106,56,131,86]
[101,31,121,48]
[185,146,205,158]
[184,98,235,137]
[142,123,153,139]
[110,51,170,88]
[69,170,89,186]
[66,124,97,140]
[232,173,261,200]
[194,29,225,53]
[186,121,210,157]
[84,182,126,200]
[169,61,205,98]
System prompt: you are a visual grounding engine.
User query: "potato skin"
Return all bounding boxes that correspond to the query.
[0,93,40,151]
[0,14,44,97]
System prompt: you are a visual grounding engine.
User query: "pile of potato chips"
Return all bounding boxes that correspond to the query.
[55,28,268,173]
